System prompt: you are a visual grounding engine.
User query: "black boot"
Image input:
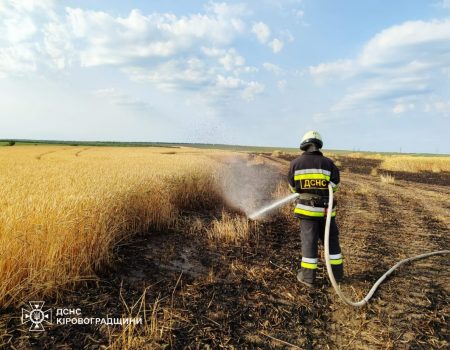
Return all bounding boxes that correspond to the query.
[296,271,314,288]
[331,264,344,282]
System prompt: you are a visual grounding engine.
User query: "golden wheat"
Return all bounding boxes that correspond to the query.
[0,146,225,307]
[380,174,395,184]
[380,156,450,173]
[207,211,252,244]
[108,288,174,350]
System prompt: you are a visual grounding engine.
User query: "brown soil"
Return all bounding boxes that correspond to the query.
[2,156,449,349]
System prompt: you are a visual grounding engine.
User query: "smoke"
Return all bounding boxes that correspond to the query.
[218,155,282,216]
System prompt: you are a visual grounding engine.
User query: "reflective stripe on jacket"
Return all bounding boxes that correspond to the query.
[288,151,340,219]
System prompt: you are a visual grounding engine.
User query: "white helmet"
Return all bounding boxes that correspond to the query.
[300,130,323,150]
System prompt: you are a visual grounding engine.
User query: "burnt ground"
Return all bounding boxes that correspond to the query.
[2,155,449,349]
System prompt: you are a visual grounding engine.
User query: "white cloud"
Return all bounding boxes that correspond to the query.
[202,46,257,73]
[310,18,450,118]
[251,22,288,53]
[0,46,37,78]
[292,6,308,26]
[42,19,73,69]
[358,19,450,68]
[0,1,264,111]
[216,75,243,89]
[201,46,224,57]
[277,79,287,92]
[251,21,271,44]
[0,2,249,74]
[2,13,37,43]
[0,0,56,28]
[263,62,282,74]
[242,81,265,101]
[0,0,58,76]
[215,75,264,100]
[393,103,415,114]
[330,76,429,113]
[205,1,248,19]
[65,5,247,67]
[264,0,303,10]
[93,88,151,110]
[434,100,450,114]
[124,59,211,92]
[218,48,245,71]
[310,19,450,78]
[124,54,262,102]
[269,38,284,53]
[280,29,295,43]
[425,98,450,115]
[293,9,304,18]
[309,60,355,82]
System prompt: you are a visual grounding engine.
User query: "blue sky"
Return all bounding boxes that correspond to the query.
[1,0,449,153]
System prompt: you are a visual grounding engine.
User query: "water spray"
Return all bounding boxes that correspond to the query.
[248,193,299,220]
[249,185,450,307]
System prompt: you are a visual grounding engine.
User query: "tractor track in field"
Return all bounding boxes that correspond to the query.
[75,147,91,157]
[35,149,66,160]
[4,156,449,349]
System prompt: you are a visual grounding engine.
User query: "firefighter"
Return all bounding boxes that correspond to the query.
[288,131,344,287]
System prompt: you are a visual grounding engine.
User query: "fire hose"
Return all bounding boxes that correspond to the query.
[249,185,450,307]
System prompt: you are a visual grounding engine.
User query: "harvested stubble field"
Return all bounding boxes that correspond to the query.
[0,146,449,349]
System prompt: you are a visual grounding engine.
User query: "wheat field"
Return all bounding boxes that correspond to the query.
[0,146,226,308]
[1,147,447,307]
[1,146,448,349]
[379,155,450,173]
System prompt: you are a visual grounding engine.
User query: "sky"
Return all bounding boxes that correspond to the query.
[1,0,450,153]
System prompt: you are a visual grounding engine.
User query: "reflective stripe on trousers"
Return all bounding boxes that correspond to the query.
[329,253,343,265]
[301,257,318,269]
[301,255,343,269]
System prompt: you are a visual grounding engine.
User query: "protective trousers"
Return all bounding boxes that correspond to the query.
[300,217,344,283]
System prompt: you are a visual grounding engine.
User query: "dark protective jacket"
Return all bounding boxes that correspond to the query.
[287,151,340,219]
